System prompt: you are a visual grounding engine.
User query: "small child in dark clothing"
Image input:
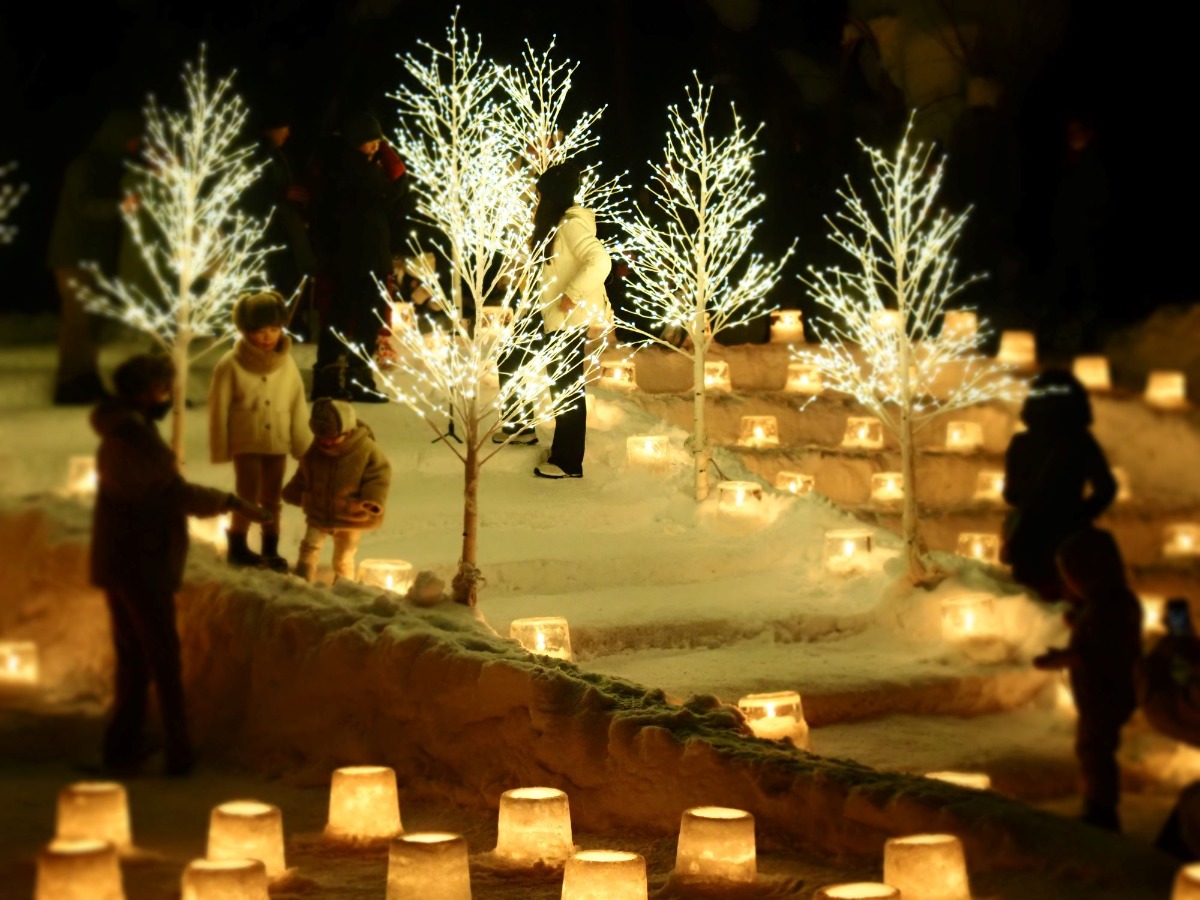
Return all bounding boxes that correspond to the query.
[1034,526,1142,831]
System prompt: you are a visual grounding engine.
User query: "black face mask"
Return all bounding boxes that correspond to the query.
[147,399,172,421]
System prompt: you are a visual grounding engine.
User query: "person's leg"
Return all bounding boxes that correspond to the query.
[495,330,540,442]
[1076,705,1124,830]
[228,455,263,566]
[545,329,587,476]
[332,529,363,581]
[53,267,106,404]
[102,589,151,769]
[296,525,326,581]
[259,455,288,571]
[127,588,193,774]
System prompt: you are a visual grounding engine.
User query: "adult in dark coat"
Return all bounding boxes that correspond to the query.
[90,353,269,775]
[1003,368,1117,600]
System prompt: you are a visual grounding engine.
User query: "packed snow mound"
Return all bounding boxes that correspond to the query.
[1106,302,1200,390]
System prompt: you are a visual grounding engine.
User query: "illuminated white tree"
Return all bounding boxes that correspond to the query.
[0,162,26,244]
[799,118,1021,583]
[619,81,794,501]
[85,50,274,463]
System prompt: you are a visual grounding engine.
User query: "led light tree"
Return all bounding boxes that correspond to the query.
[799,117,1019,583]
[0,162,26,244]
[619,80,794,500]
[85,50,274,463]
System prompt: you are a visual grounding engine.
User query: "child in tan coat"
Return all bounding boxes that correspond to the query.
[282,398,391,581]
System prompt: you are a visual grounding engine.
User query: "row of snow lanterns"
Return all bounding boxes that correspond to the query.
[1073,355,1192,408]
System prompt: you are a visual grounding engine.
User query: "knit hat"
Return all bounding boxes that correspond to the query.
[233,291,289,332]
[342,112,384,148]
[113,353,175,400]
[310,398,357,438]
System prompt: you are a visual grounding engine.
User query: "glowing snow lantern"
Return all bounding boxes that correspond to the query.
[190,513,232,552]
[842,416,884,450]
[996,330,1036,368]
[674,806,756,884]
[956,532,1001,566]
[925,771,992,791]
[357,559,415,595]
[775,471,814,495]
[181,859,268,900]
[785,362,823,394]
[1173,862,1200,900]
[1072,355,1111,392]
[389,302,416,331]
[1164,524,1200,560]
[326,766,402,841]
[1113,467,1133,503]
[717,481,764,515]
[387,833,471,900]
[0,640,38,685]
[35,839,124,900]
[704,361,732,392]
[56,783,132,852]
[814,885,900,900]
[1142,594,1167,635]
[941,310,977,342]
[493,787,573,864]
[769,309,805,344]
[940,595,1000,643]
[737,690,810,750]
[737,415,780,448]
[1146,370,1188,409]
[824,529,873,575]
[599,361,636,389]
[870,472,904,503]
[626,435,670,471]
[477,305,512,335]
[65,456,97,498]
[207,801,286,879]
[871,309,902,333]
[974,470,1005,503]
[945,421,983,452]
[509,616,573,661]
[883,833,970,900]
[562,850,648,900]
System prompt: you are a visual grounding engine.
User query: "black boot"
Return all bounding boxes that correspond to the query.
[226,530,262,567]
[260,533,289,573]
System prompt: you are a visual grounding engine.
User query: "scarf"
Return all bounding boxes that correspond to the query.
[234,333,292,375]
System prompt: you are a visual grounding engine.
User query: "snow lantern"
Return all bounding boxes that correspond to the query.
[626,435,670,471]
[956,532,1001,566]
[35,839,124,900]
[775,471,815,495]
[357,559,415,595]
[65,456,97,498]
[883,834,970,900]
[737,415,780,448]
[717,481,764,515]
[561,850,648,900]
[389,302,417,331]
[493,787,573,864]
[56,783,132,853]
[1072,355,1111,392]
[941,310,977,342]
[1164,524,1200,560]
[509,616,573,661]
[996,331,1036,368]
[387,833,471,900]
[871,309,902,333]
[824,529,874,575]
[1141,594,1167,635]
[326,766,402,841]
[814,885,900,900]
[945,421,983,453]
[1113,467,1133,503]
[207,801,286,879]
[704,361,732,392]
[674,806,756,884]
[785,362,823,395]
[1172,863,1200,899]
[974,470,1005,503]
[769,309,805,344]
[190,513,231,553]
[736,690,811,749]
[0,640,38,686]
[1146,371,1187,409]
[477,305,513,335]
[599,361,636,389]
[842,416,884,450]
[925,771,992,791]
[181,859,269,900]
[870,472,904,503]
[940,595,1000,643]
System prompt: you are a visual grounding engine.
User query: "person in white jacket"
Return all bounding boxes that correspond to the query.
[208,292,312,569]
[531,162,612,479]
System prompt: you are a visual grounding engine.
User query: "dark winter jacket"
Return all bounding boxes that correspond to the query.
[282,423,391,530]
[89,399,232,593]
[244,136,316,287]
[330,148,408,280]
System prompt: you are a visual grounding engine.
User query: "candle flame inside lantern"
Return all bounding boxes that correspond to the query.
[775,471,814,495]
[510,617,573,661]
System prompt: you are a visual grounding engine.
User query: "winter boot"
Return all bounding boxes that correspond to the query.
[260,533,289,573]
[226,530,262,567]
[295,540,320,582]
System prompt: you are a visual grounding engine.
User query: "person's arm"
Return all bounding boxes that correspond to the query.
[289,367,312,459]
[1002,435,1032,507]
[1081,432,1117,519]
[357,442,392,519]
[208,358,233,464]
[281,461,306,507]
[558,217,612,304]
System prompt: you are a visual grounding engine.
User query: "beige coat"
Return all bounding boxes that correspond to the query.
[282,424,391,530]
[539,206,612,333]
[208,336,311,463]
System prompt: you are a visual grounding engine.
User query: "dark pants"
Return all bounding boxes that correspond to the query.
[314,273,384,397]
[497,329,543,431]
[103,587,191,769]
[1074,679,1134,824]
[548,329,588,475]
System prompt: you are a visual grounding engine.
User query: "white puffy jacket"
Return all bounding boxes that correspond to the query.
[208,346,312,464]
[539,206,612,333]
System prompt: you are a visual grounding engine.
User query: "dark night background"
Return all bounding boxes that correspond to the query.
[0,0,1194,355]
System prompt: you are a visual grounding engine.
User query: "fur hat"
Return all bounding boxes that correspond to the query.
[310,398,357,438]
[233,291,289,332]
[113,353,175,400]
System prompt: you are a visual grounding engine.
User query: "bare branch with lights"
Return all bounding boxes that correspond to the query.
[0,162,27,244]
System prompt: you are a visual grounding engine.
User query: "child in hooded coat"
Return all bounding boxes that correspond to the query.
[1034,526,1142,830]
[282,397,391,581]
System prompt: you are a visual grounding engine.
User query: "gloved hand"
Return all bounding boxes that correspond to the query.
[345,499,383,523]
[228,494,274,525]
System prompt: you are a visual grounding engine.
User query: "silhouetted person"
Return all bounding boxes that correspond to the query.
[1003,369,1117,600]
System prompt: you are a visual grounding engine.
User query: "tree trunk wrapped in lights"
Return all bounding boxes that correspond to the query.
[798,116,1020,584]
[83,50,274,464]
[618,80,794,501]
[0,161,27,244]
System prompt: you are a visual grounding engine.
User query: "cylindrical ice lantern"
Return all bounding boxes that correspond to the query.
[56,783,132,852]
[387,833,471,900]
[941,310,977,342]
[883,833,970,900]
[1142,594,1167,635]
[509,616,573,661]
[940,595,1000,642]
[769,309,805,344]
[785,363,823,395]
[824,529,873,575]
[1113,467,1133,503]
[493,787,573,864]
[357,559,415,594]
[870,472,904,503]
[737,415,779,448]
[774,471,815,495]
[704,361,732,392]
[1147,370,1188,409]
[674,807,756,884]
[1164,524,1200,560]
[181,859,269,900]
[0,640,38,685]
[65,456,98,498]
[562,850,648,900]
[996,330,1036,368]
[842,417,884,450]
[717,481,764,515]
[207,801,286,879]
[737,691,810,750]
[956,532,1001,566]
[925,771,992,791]
[814,885,900,900]
[326,766,402,841]
[600,361,636,389]
[974,470,1005,503]
[1173,863,1200,900]
[1072,355,1111,392]
[945,421,983,452]
[626,435,670,471]
[35,839,124,900]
